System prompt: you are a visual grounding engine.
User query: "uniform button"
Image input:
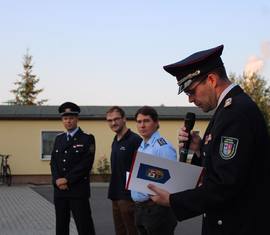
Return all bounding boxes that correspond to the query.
[203,152,206,156]
[56,150,58,153]
[76,150,79,153]
[63,159,66,162]
[217,220,222,225]
[63,168,66,171]
[65,150,67,154]
[203,213,206,218]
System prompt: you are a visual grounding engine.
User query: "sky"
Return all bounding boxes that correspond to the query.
[1,1,270,107]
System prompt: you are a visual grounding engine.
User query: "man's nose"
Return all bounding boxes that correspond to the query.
[139,123,145,128]
[188,96,194,103]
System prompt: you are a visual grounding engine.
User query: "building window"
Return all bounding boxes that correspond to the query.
[41,131,62,160]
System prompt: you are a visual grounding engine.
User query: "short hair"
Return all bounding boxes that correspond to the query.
[106,106,125,118]
[211,66,228,81]
[193,66,228,88]
[135,106,159,122]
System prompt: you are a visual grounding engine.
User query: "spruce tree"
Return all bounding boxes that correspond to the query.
[9,50,47,105]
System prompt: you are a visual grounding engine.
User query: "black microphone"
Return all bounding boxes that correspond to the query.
[179,112,196,162]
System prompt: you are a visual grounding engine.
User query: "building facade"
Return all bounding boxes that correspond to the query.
[0,105,212,184]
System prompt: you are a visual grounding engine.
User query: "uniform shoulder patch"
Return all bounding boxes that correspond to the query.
[157,138,167,146]
[219,136,239,160]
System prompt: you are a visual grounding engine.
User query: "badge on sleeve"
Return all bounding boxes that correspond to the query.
[219,136,239,160]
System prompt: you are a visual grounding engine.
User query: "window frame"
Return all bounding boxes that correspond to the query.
[41,130,63,160]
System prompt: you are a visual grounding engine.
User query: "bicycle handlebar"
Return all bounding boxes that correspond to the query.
[0,154,10,159]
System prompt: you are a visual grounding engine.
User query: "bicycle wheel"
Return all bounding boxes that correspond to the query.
[3,165,12,186]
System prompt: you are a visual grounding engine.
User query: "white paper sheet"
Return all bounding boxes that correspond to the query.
[127,151,204,195]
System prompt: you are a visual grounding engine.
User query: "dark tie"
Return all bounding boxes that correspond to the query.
[67,134,72,141]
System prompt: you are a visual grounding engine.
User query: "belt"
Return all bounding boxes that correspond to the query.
[135,199,155,207]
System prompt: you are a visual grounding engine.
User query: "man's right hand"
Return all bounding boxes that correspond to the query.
[178,127,189,148]
[58,184,68,190]
[56,178,69,190]
[178,127,201,156]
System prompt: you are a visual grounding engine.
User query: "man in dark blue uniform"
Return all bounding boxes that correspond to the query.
[50,102,96,235]
[148,45,270,235]
[106,106,142,235]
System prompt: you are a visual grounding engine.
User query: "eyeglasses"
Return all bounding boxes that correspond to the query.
[106,117,122,123]
[184,75,208,97]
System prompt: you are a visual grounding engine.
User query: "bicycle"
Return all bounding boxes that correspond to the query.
[0,154,12,186]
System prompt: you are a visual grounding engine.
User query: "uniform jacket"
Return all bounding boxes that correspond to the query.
[50,128,95,198]
[170,85,270,235]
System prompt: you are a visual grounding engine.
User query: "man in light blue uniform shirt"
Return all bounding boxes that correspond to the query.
[131,106,177,235]
[131,131,176,202]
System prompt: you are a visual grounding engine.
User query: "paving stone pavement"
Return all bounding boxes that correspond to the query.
[0,183,201,235]
[0,185,77,235]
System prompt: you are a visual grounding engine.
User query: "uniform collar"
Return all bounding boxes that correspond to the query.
[67,127,79,137]
[210,85,244,124]
[217,83,237,108]
[141,130,160,148]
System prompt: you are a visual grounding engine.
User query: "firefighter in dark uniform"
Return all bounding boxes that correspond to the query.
[147,45,270,235]
[50,102,96,235]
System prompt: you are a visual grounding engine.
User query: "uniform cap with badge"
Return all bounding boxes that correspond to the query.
[163,45,224,94]
[58,102,81,116]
